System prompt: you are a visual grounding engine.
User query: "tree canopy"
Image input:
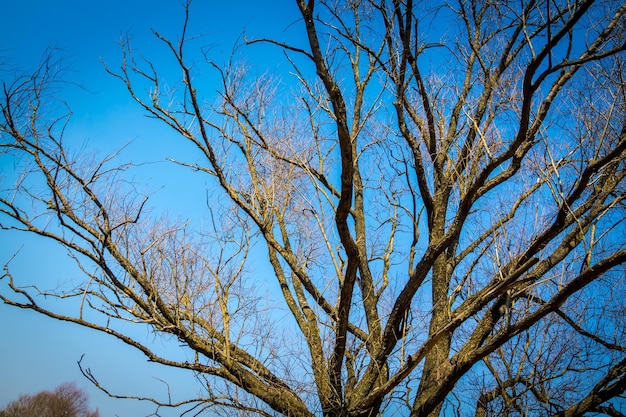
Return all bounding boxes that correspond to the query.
[1,0,625,416]
[0,383,99,417]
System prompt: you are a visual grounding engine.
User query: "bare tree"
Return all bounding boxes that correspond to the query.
[0,383,100,417]
[1,0,625,416]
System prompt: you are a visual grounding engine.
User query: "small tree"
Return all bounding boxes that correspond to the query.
[1,0,625,416]
[0,383,99,417]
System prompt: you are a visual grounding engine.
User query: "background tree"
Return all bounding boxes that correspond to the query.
[0,383,100,417]
[1,0,625,416]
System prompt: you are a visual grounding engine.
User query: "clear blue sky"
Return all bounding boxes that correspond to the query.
[0,1,304,415]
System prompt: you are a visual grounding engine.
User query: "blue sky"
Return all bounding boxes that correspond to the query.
[0,1,304,415]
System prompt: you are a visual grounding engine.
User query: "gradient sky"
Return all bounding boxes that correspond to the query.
[0,1,305,415]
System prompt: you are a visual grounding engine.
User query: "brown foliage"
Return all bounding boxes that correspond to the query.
[1,383,99,417]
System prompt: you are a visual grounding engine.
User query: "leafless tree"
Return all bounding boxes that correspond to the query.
[1,0,625,416]
[0,383,100,417]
